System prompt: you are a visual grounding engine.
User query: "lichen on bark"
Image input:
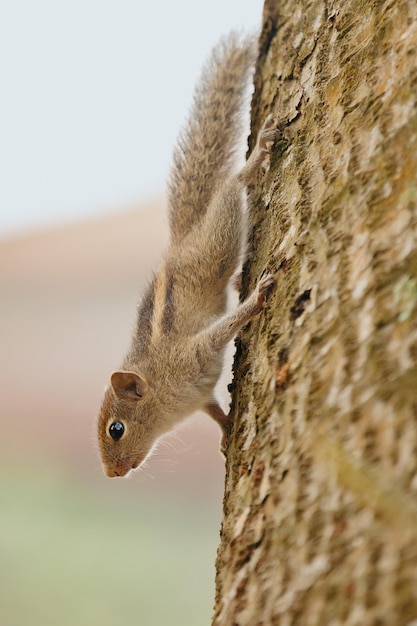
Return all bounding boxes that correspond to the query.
[213,1,417,624]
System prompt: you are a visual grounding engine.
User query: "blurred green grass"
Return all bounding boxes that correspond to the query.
[0,460,219,626]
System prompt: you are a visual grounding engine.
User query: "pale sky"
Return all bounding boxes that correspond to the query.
[0,1,264,236]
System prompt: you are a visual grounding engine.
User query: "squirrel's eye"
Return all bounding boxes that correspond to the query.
[109,421,125,441]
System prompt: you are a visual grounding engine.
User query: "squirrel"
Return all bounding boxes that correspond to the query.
[97,33,279,478]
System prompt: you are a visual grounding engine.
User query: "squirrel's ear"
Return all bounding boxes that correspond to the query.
[110,371,148,399]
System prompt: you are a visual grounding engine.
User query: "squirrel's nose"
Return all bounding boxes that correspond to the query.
[104,464,136,478]
[104,465,124,478]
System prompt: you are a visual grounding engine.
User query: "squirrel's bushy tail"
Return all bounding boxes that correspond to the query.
[167,32,257,245]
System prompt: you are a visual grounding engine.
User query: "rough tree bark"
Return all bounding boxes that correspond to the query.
[213,1,417,624]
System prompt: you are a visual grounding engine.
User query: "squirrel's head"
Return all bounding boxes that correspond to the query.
[97,371,158,477]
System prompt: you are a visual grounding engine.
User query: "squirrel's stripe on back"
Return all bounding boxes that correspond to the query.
[134,276,157,356]
[149,267,177,340]
[161,267,176,335]
[149,268,167,342]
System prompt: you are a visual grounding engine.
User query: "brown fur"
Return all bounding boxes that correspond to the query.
[97,33,278,478]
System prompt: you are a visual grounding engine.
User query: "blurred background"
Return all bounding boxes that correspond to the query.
[0,2,263,625]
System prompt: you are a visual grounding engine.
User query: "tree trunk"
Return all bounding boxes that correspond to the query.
[213,1,417,624]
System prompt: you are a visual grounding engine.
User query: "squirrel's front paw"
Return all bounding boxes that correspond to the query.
[257,114,280,155]
[256,273,276,307]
